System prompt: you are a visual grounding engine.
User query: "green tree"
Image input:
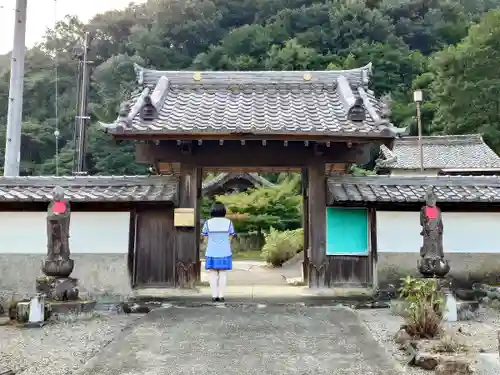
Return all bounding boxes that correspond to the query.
[431,10,500,151]
[215,178,302,233]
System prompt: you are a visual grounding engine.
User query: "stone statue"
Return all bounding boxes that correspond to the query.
[417,187,450,278]
[380,94,391,124]
[38,186,78,301]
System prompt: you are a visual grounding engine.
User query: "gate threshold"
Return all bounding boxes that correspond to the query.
[130,285,374,305]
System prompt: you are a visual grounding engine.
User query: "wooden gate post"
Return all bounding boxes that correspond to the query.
[175,163,202,287]
[301,168,310,282]
[307,161,327,287]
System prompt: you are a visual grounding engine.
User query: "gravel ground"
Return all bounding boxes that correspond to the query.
[357,308,420,375]
[357,306,500,375]
[0,312,142,375]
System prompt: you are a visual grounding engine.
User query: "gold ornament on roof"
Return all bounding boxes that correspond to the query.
[193,72,202,81]
[303,73,312,81]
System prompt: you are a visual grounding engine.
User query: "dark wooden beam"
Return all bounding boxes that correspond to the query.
[128,209,136,287]
[368,207,378,288]
[301,168,309,282]
[113,132,395,143]
[307,160,327,287]
[195,167,202,281]
[137,141,372,167]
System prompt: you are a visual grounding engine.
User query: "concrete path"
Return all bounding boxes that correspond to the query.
[200,260,302,286]
[77,305,400,375]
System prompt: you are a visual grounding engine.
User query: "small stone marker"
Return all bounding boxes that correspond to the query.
[27,295,45,325]
[443,292,458,322]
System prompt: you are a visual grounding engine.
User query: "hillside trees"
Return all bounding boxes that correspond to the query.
[0,0,498,174]
[431,10,500,151]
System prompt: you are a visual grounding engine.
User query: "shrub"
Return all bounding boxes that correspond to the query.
[261,228,304,266]
[399,276,444,338]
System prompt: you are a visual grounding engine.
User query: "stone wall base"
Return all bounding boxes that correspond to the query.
[1,252,499,302]
[0,254,130,303]
[378,252,500,289]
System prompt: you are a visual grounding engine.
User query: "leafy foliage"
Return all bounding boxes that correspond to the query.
[215,176,302,233]
[261,228,304,266]
[399,276,444,338]
[431,10,500,151]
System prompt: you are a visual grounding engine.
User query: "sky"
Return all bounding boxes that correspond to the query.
[0,0,145,54]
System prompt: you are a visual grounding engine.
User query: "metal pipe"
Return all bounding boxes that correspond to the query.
[71,58,82,173]
[4,0,28,176]
[416,101,424,172]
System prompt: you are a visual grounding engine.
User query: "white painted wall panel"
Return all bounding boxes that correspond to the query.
[377,211,500,253]
[0,212,129,254]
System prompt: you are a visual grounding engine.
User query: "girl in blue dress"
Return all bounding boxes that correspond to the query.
[202,202,235,303]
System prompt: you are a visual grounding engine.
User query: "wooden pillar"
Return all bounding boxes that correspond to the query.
[175,163,201,288]
[127,209,136,287]
[308,161,327,287]
[368,207,378,288]
[195,168,202,281]
[301,168,309,282]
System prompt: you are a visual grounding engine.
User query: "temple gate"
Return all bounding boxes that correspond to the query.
[100,64,403,288]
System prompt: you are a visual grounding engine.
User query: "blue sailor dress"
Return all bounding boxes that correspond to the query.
[202,217,235,270]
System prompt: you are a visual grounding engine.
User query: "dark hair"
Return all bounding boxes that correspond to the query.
[210,202,227,218]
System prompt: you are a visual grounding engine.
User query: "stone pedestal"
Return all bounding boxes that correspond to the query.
[41,258,74,278]
[417,258,450,278]
[36,276,79,301]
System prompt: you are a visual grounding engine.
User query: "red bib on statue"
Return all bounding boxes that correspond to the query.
[425,206,438,220]
[53,201,66,214]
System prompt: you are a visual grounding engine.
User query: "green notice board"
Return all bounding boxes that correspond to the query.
[326,207,369,256]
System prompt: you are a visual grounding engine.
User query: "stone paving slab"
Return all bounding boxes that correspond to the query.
[76,305,400,375]
[131,286,372,305]
[133,285,371,297]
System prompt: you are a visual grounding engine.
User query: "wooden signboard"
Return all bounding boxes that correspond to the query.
[174,208,195,227]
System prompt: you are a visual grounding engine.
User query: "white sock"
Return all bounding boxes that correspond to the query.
[218,271,227,298]
[209,272,218,298]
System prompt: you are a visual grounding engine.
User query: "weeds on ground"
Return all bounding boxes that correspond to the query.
[433,332,470,353]
[399,276,444,339]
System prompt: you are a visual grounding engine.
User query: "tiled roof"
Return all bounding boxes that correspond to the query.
[0,175,178,202]
[378,134,500,170]
[327,175,500,204]
[202,172,273,195]
[99,64,404,138]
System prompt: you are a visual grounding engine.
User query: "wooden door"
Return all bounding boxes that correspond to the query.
[133,208,176,288]
[324,206,372,287]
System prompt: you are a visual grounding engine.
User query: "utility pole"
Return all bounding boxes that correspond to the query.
[413,90,424,172]
[73,31,92,175]
[4,0,28,177]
